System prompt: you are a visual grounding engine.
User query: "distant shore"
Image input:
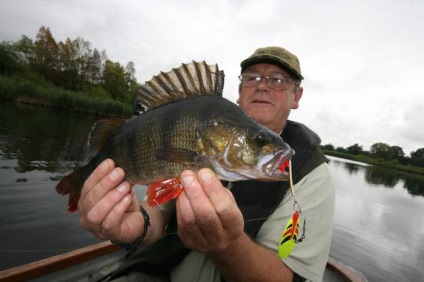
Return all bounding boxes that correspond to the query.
[322,150,424,176]
[0,75,133,118]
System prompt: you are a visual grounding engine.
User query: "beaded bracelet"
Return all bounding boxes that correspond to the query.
[112,205,150,252]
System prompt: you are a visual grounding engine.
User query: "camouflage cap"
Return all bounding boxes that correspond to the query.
[240,46,303,80]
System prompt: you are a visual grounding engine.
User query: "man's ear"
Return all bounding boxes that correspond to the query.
[236,84,242,104]
[291,87,303,109]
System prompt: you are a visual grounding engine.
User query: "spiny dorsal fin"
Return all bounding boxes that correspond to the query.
[135,61,224,111]
[87,118,126,158]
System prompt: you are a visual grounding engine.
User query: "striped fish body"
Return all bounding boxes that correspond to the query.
[94,95,259,183]
[56,61,294,211]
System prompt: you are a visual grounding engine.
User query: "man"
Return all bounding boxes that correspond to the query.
[78,46,335,281]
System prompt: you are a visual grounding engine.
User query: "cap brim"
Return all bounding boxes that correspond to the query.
[241,56,303,80]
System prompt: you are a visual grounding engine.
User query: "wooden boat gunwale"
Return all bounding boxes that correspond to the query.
[0,241,120,281]
[0,242,366,281]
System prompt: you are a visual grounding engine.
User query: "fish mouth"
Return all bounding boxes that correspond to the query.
[261,148,294,178]
[210,146,294,182]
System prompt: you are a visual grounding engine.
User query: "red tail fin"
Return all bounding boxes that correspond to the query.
[55,171,83,213]
[147,178,184,207]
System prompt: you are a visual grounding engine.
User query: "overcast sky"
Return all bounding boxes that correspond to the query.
[1,0,423,155]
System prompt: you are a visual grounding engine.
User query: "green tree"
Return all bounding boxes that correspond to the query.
[73,37,93,88]
[125,61,136,90]
[370,142,394,160]
[321,144,335,151]
[13,35,35,65]
[33,26,60,83]
[1,36,35,77]
[391,146,405,160]
[57,37,105,90]
[1,25,139,105]
[58,38,79,88]
[410,148,424,167]
[86,48,103,85]
[347,143,363,155]
[336,147,347,154]
[102,60,126,101]
[0,42,19,74]
[411,148,424,159]
[124,61,139,103]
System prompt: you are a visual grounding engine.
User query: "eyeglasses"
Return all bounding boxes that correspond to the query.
[238,73,299,90]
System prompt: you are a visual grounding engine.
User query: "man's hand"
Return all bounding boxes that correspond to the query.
[176,168,244,254]
[176,168,294,281]
[78,159,143,242]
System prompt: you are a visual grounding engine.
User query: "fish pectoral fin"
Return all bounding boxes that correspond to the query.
[155,148,202,166]
[88,118,126,157]
[147,178,183,207]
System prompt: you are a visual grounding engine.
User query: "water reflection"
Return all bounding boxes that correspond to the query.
[0,103,101,270]
[0,103,97,176]
[403,176,424,196]
[328,156,424,281]
[364,166,401,189]
[329,158,424,197]
[343,162,360,175]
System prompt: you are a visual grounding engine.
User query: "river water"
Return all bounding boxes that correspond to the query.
[0,103,423,281]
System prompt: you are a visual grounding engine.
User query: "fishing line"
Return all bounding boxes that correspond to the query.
[278,159,306,258]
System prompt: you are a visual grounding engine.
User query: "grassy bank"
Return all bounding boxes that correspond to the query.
[0,75,133,118]
[323,150,424,176]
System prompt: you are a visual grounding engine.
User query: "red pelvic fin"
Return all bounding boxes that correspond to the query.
[147,178,184,207]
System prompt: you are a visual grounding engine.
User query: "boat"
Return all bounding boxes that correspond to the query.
[0,241,367,281]
[324,257,367,282]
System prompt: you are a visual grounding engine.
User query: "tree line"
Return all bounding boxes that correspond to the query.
[0,26,139,105]
[321,142,424,171]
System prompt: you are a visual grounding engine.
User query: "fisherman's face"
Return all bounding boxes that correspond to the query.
[237,63,303,133]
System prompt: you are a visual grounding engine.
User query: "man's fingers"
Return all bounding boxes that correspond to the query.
[84,181,131,225]
[176,191,210,250]
[180,170,219,231]
[81,159,115,196]
[79,165,125,212]
[198,169,243,231]
[176,169,244,253]
[100,194,132,239]
[199,169,235,216]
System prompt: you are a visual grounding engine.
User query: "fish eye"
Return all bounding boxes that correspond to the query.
[253,131,272,147]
